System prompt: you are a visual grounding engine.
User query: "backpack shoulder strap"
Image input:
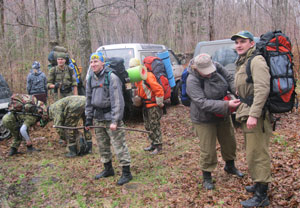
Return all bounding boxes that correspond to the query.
[104,70,112,87]
[245,51,261,83]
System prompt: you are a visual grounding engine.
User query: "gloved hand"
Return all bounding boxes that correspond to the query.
[54,83,61,89]
[85,119,93,127]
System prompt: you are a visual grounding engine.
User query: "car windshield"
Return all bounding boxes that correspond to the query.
[212,47,238,67]
[99,48,134,69]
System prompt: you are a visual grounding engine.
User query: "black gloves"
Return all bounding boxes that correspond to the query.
[54,83,61,89]
[85,119,93,127]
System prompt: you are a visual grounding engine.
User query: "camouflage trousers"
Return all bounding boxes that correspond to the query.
[142,106,162,145]
[94,120,131,166]
[56,114,92,147]
[2,112,38,149]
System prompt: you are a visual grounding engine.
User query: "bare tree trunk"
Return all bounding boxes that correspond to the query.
[208,0,215,40]
[61,0,66,46]
[19,0,27,81]
[141,0,150,43]
[0,0,4,39]
[78,0,92,81]
[33,0,38,59]
[43,0,50,50]
[90,0,102,46]
[48,0,59,48]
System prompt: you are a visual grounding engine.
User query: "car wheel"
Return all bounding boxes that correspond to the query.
[0,119,11,141]
[170,81,181,105]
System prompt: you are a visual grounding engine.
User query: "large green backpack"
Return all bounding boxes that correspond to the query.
[8,94,48,120]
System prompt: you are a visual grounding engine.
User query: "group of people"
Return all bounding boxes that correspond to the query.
[187,30,271,207]
[3,30,272,206]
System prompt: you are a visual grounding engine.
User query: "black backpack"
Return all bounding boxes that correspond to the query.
[242,30,297,114]
[104,57,132,119]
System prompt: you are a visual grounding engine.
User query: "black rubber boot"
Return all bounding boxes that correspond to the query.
[27,145,40,153]
[117,166,133,186]
[224,160,244,178]
[202,171,215,190]
[95,161,115,180]
[144,144,155,151]
[150,144,162,155]
[8,147,18,156]
[65,145,77,158]
[241,183,270,207]
[87,141,93,154]
[245,183,257,193]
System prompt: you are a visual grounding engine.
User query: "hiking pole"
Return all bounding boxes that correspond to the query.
[53,125,152,134]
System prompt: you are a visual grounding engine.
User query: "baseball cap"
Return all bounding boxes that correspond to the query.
[191,53,216,75]
[231,30,254,41]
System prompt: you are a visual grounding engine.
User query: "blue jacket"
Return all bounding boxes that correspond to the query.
[26,69,47,95]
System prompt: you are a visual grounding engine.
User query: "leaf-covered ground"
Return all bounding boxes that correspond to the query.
[0,103,299,208]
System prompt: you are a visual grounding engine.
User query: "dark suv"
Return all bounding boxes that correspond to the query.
[0,74,12,140]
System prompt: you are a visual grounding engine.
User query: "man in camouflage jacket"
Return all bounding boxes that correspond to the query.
[49,95,92,157]
[47,53,78,101]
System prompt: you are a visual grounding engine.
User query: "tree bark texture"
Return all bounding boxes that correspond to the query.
[77,0,92,81]
[48,0,59,49]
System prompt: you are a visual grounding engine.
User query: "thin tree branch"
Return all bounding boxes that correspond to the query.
[88,0,121,13]
[16,17,44,30]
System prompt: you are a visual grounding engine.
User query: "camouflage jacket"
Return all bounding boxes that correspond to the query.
[49,95,86,126]
[47,65,77,91]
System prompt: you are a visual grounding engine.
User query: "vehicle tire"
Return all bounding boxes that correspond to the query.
[0,119,11,141]
[170,81,181,105]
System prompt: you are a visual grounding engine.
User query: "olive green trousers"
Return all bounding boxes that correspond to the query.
[241,115,272,183]
[193,117,237,172]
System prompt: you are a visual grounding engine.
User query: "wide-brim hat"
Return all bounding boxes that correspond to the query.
[191,53,216,75]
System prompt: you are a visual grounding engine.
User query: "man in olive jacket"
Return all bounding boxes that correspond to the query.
[232,31,272,207]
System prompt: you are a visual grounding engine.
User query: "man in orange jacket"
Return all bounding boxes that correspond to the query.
[130,58,164,155]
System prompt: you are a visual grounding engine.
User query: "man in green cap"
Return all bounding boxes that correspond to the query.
[47,52,78,102]
[231,30,271,207]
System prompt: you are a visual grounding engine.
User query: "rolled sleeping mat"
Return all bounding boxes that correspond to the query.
[127,65,147,83]
[157,50,176,88]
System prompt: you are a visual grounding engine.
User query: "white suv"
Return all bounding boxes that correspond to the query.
[87,43,185,118]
